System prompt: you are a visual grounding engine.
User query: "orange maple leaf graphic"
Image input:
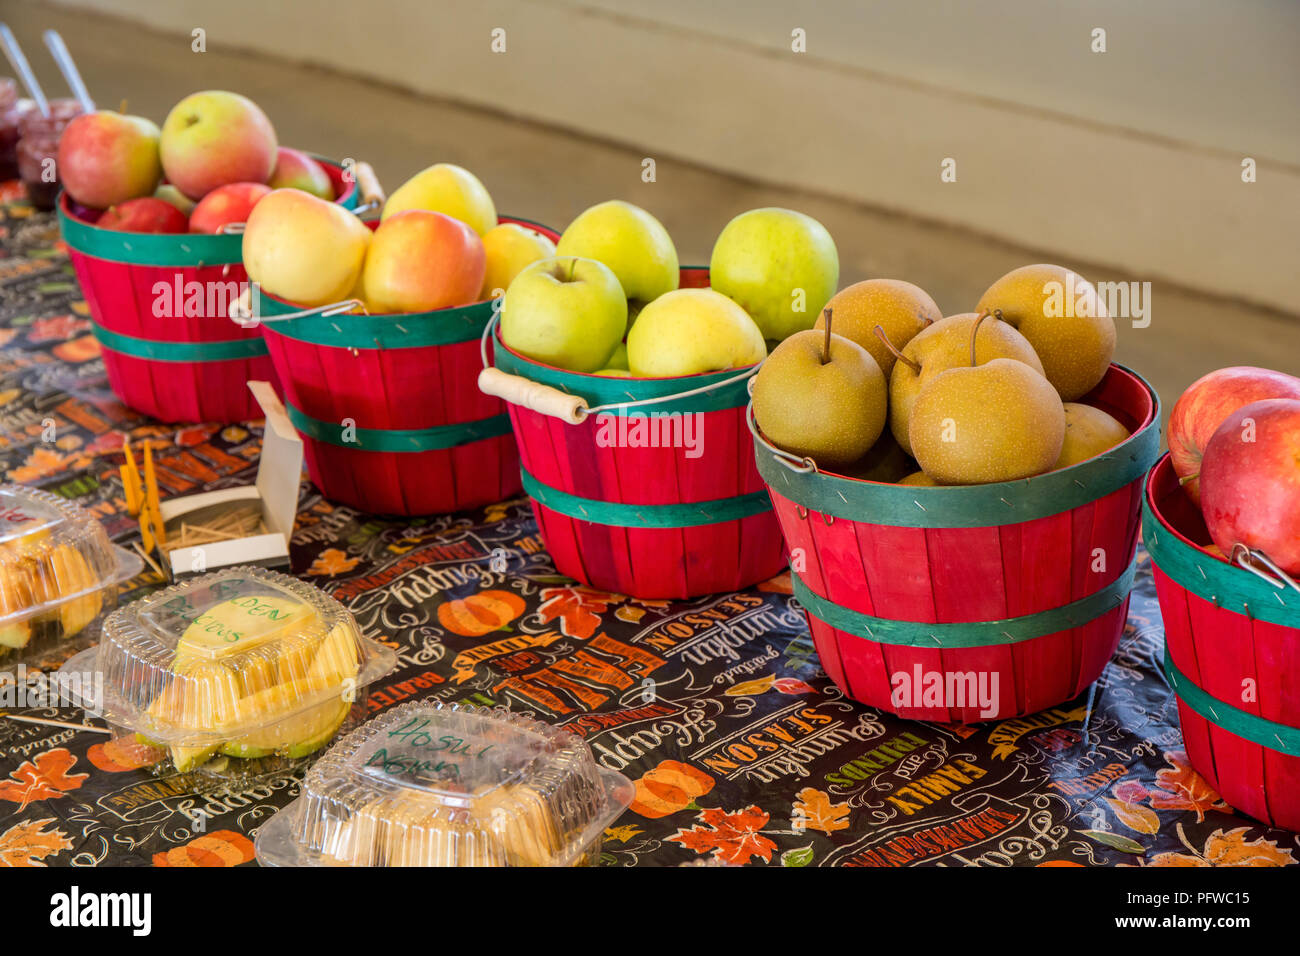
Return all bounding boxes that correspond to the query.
[0,818,73,867]
[669,806,778,865]
[0,748,89,810]
[7,447,69,484]
[1148,827,1296,867]
[1149,751,1230,821]
[308,548,361,576]
[538,587,620,638]
[794,787,851,834]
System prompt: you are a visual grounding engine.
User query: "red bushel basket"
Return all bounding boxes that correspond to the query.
[751,364,1161,722]
[58,157,361,424]
[253,216,560,517]
[1144,453,1300,830]
[478,267,786,600]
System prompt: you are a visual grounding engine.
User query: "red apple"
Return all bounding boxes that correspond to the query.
[1168,366,1300,503]
[96,197,189,233]
[57,111,163,208]
[159,91,277,200]
[361,210,485,312]
[1200,399,1300,575]
[188,181,272,234]
[268,147,333,200]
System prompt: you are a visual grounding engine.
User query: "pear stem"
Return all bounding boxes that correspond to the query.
[874,324,921,375]
[969,310,993,368]
[822,307,832,365]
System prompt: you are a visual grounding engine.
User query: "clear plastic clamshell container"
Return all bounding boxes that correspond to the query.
[255,702,634,867]
[60,566,397,779]
[0,484,142,671]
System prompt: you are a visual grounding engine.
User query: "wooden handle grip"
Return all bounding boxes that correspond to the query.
[478,367,588,424]
[354,161,385,207]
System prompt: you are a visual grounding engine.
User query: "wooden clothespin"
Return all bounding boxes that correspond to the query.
[142,442,166,549]
[120,439,144,516]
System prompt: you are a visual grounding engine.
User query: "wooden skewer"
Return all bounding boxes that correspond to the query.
[0,711,112,734]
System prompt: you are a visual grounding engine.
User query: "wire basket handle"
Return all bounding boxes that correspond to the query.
[1231,543,1300,593]
[229,288,362,327]
[477,311,762,425]
[744,398,817,474]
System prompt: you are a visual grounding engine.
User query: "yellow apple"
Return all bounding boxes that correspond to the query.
[381,162,498,234]
[627,289,766,377]
[480,222,557,300]
[242,189,371,307]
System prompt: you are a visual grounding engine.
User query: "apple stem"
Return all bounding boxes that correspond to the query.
[822,308,832,365]
[119,98,128,114]
[874,324,921,375]
[568,258,578,282]
[1177,472,1198,486]
[969,311,992,367]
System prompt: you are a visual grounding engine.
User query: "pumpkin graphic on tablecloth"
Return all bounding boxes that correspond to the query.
[437,589,526,637]
[630,760,716,819]
[153,830,255,867]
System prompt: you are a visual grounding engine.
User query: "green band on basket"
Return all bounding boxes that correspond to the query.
[1142,497,1300,629]
[58,158,357,266]
[791,558,1137,648]
[495,342,753,415]
[90,320,269,362]
[1164,651,1300,756]
[520,466,772,529]
[755,368,1162,529]
[259,295,494,349]
[284,402,511,453]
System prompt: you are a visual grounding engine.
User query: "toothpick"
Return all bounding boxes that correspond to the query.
[131,539,164,579]
[0,711,111,734]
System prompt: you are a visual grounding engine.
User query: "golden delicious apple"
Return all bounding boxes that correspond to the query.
[627,288,765,377]
[480,222,557,300]
[382,163,498,234]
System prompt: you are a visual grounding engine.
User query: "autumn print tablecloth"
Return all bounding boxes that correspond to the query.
[0,193,1295,869]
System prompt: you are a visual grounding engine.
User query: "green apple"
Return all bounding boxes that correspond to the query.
[627,288,766,377]
[501,256,627,372]
[709,207,838,342]
[153,184,196,216]
[555,200,679,304]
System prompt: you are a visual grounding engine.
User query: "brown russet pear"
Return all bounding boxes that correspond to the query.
[814,279,941,378]
[898,471,940,486]
[976,264,1116,401]
[886,312,1043,456]
[753,309,887,468]
[1053,403,1130,469]
[908,315,1065,484]
[834,431,914,483]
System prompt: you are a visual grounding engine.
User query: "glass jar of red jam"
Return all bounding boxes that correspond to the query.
[0,79,26,183]
[17,99,84,211]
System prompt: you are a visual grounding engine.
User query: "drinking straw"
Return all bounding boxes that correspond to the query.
[42,30,94,113]
[0,24,49,116]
